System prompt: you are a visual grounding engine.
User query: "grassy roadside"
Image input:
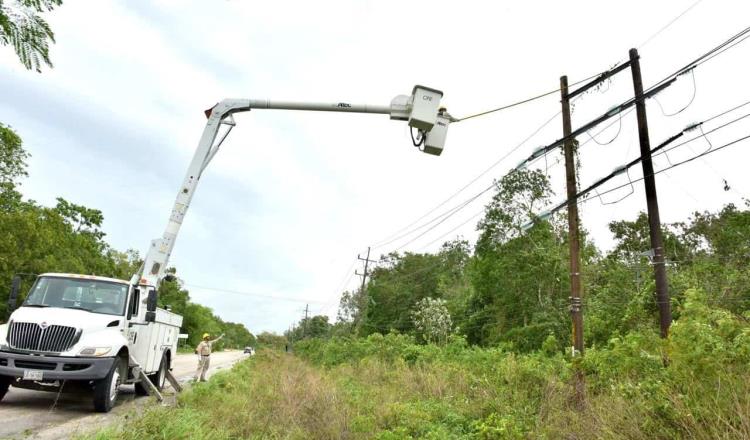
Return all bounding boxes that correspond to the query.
[84,350,346,440]
[85,292,750,439]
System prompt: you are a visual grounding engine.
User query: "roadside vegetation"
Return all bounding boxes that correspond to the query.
[87,295,750,440]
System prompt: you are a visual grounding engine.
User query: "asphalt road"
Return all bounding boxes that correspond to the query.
[0,350,247,440]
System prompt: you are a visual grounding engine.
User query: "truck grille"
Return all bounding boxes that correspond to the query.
[7,322,79,353]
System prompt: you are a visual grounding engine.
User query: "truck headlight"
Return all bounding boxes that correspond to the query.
[79,347,112,357]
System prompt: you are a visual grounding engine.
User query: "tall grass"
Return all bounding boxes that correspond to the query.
[88,291,750,439]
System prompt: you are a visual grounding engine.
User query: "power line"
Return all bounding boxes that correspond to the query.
[517,25,750,172]
[416,208,485,252]
[457,0,711,123]
[183,283,326,304]
[316,258,359,315]
[370,110,561,249]
[580,132,750,208]
[637,0,705,48]
[373,27,750,255]
[455,72,600,122]
[653,68,697,117]
[522,100,750,225]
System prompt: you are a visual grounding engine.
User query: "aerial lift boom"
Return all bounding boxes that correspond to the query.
[133,86,452,288]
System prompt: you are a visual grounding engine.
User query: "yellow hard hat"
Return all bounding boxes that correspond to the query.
[202,333,210,339]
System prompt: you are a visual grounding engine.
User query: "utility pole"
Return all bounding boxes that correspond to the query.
[561,75,586,405]
[560,76,585,358]
[629,48,672,338]
[354,247,376,331]
[356,247,374,294]
[303,304,309,338]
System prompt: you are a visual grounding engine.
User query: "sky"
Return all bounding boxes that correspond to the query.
[1,0,749,335]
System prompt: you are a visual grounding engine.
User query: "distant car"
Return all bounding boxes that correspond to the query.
[243,347,255,355]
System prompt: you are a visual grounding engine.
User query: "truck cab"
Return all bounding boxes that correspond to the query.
[0,273,182,412]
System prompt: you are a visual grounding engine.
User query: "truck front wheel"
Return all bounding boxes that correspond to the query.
[93,356,124,412]
[0,376,11,402]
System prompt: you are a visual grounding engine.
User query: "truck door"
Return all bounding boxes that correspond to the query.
[126,287,153,373]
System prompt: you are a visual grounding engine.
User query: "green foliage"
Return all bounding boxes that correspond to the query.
[333,163,749,355]
[287,314,332,341]
[0,0,63,72]
[256,331,287,349]
[89,296,750,439]
[0,122,29,185]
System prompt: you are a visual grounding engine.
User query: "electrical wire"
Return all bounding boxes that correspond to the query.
[455,72,602,122]
[647,25,750,93]
[595,168,635,205]
[183,283,326,304]
[586,110,623,145]
[416,208,486,252]
[518,25,750,171]
[370,110,560,249]
[654,110,750,160]
[637,0,705,48]
[372,28,750,256]
[455,0,716,125]
[652,68,697,117]
[527,101,750,222]
[580,132,750,205]
[392,187,495,252]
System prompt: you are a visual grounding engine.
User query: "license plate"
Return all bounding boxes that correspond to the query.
[23,370,43,381]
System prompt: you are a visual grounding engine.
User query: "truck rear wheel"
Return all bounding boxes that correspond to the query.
[149,352,168,390]
[93,356,124,412]
[0,376,11,402]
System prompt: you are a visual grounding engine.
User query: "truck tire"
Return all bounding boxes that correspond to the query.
[149,352,168,391]
[134,352,167,396]
[0,376,11,402]
[93,356,124,412]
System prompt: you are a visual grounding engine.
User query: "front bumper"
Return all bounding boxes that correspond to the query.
[0,350,114,381]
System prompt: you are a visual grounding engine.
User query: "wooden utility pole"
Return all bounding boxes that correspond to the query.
[356,247,373,294]
[561,75,586,405]
[629,48,672,338]
[354,247,376,332]
[560,76,584,357]
[303,304,309,338]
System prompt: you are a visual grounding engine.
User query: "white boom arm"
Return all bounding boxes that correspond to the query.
[133,86,450,288]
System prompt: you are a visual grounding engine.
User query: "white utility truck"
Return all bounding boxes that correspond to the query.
[0,86,451,412]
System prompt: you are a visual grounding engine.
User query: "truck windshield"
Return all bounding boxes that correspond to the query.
[23,277,128,316]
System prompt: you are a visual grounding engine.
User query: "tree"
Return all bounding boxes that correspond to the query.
[411,297,453,345]
[288,315,332,341]
[466,169,571,350]
[256,331,287,349]
[0,123,29,186]
[0,0,63,72]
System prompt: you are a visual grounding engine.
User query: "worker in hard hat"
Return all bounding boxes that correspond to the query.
[193,332,224,382]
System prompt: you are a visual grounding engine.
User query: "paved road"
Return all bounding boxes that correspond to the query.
[0,350,247,440]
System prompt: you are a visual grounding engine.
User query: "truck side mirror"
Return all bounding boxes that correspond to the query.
[145,290,157,323]
[146,290,158,312]
[7,275,21,315]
